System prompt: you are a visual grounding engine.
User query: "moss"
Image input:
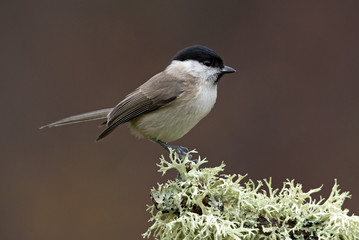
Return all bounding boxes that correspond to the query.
[143,150,359,240]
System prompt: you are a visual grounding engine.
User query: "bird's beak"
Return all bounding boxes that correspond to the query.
[221,65,236,74]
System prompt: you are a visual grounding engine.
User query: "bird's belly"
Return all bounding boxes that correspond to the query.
[129,85,217,143]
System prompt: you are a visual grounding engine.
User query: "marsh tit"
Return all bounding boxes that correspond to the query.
[40,45,236,156]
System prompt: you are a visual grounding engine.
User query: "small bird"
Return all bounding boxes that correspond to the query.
[40,45,235,156]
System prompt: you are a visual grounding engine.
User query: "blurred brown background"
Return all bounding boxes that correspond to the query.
[1,0,358,239]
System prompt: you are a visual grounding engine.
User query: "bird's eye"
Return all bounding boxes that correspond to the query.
[203,60,212,66]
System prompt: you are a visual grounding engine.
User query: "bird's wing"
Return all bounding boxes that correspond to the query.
[97,72,187,140]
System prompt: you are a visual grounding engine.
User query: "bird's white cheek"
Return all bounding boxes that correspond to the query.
[168,60,221,84]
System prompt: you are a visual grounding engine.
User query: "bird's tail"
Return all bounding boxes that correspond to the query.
[39,108,112,129]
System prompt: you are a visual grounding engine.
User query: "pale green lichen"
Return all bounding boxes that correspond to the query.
[142,150,359,240]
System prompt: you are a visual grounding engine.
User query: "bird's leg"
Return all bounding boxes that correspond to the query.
[155,140,197,181]
[155,140,191,160]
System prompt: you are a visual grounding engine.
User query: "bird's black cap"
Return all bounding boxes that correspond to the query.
[172,45,224,69]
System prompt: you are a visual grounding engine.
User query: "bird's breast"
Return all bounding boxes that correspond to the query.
[129,82,217,143]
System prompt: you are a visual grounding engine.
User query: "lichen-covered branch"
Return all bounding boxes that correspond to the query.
[142,150,359,239]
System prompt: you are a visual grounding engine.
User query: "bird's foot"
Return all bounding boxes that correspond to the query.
[170,145,191,159]
[155,140,192,160]
[155,140,199,181]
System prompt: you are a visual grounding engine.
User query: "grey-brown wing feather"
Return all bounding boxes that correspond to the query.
[96,72,186,140]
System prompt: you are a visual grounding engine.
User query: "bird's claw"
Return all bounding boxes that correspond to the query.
[171,145,192,160]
